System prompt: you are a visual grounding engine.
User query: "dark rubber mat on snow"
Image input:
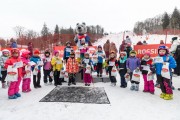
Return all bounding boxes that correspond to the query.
[40,86,110,104]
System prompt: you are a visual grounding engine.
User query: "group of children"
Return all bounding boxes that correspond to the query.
[108,45,176,100]
[0,40,177,100]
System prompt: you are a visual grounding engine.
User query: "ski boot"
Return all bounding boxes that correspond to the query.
[8,95,18,99]
[97,74,99,77]
[134,84,139,91]
[163,94,173,100]
[160,93,166,99]
[100,74,102,77]
[2,82,7,89]
[130,83,135,91]
[15,93,21,97]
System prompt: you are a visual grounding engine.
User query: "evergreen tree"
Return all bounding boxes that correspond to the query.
[171,7,180,29]
[54,24,60,35]
[162,12,170,30]
[41,23,49,37]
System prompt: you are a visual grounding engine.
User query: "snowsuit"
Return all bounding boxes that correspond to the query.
[63,46,72,62]
[21,56,31,92]
[117,57,127,87]
[51,56,63,86]
[11,42,17,48]
[28,42,33,57]
[124,46,132,58]
[154,55,176,95]
[43,57,52,84]
[30,56,42,88]
[124,37,132,45]
[110,43,118,55]
[5,57,22,96]
[96,51,105,76]
[103,40,110,58]
[140,58,155,93]
[82,58,93,84]
[107,58,118,83]
[174,45,180,75]
[126,56,140,84]
[119,40,126,53]
[66,57,79,84]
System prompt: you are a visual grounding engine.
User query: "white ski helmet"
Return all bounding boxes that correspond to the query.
[2,49,10,54]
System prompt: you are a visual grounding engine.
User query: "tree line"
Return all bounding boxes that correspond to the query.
[133,7,180,35]
[0,23,104,50]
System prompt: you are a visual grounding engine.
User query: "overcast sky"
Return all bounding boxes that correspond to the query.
[0,0,180,39]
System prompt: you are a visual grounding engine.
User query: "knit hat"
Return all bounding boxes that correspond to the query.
[21,50,30,58]
[110,51,115,54]
[54,50,59,55]
[98,45,102,48]
[130,50,137,55]
[144,51,151,56]
[34,49,40,54]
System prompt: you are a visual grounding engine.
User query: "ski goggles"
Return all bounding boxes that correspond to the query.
[158,46,166,49]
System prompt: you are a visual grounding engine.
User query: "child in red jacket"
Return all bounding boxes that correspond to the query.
[5,48,23,99]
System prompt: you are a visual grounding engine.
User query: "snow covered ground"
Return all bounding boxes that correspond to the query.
[0,33,180,120]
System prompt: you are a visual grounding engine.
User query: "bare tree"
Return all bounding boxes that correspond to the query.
[13,26,25,38]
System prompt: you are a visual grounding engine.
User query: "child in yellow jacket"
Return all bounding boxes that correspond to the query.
[51,50,63,86]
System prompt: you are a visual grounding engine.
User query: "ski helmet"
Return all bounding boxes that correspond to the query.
[44,49,50,55]
[158,45,169,54]
[2,49,10,55]
[120,51,126,56]
[130,50,137,55]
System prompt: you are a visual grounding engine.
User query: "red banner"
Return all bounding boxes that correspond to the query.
[134,44,171,58]
[54,46,97,58]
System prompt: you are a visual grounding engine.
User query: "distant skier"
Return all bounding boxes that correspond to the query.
[103,40,110,58]
[124,36,132,45]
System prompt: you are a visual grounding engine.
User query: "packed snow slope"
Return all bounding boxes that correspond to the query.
[0,33,180,120]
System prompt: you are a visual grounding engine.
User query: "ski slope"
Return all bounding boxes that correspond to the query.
[0,33,180,120]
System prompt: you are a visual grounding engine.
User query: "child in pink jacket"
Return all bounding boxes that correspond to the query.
[21,50,31,93]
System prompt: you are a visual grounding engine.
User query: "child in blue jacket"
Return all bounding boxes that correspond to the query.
[30,49,42,88]
[154,45,176,100]
[63,41,72,63]
[96,45,105,77]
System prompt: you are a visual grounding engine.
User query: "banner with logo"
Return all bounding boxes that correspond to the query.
[54,46,97,58]
[134,44,171,58]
